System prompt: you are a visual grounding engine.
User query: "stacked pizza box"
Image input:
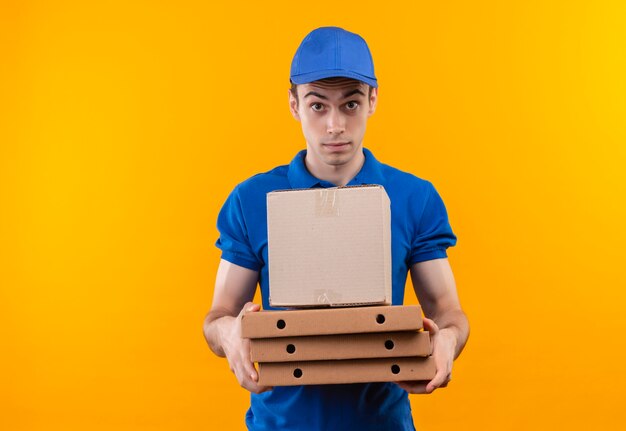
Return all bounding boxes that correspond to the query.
[241,185,434,386]
[242,305,434,386]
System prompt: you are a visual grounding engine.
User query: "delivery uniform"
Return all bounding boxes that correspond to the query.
[215,147,456,431]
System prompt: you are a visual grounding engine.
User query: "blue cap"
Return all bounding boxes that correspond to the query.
[290,27,378,88]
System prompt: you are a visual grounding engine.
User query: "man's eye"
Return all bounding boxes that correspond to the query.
[311,103,324,111]
[346,101,359,110]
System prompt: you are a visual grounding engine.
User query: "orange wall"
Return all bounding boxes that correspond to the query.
[1,1,625,430]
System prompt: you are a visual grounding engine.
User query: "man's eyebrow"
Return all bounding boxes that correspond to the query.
[303,91,328,100]
[303,88,367,100]
[342,89,366,98]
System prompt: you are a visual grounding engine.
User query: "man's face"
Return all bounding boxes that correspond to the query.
[288,78,377,168]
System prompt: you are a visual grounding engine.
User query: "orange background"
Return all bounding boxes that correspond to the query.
[1,1,625,430]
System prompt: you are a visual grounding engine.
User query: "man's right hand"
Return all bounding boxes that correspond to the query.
[219,302,273,394]
[203,260,271,394]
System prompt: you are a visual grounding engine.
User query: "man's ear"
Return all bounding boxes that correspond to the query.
[288,89,301,121]
[368,87,378,117]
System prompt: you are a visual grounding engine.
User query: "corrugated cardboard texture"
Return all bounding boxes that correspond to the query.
[258,356,436,386]
[267,185,391,307]
[250,331,431,362]
[241,305,423,339]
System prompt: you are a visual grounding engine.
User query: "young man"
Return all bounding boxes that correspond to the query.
[203,26,469,430]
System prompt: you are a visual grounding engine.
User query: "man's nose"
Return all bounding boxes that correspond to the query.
[326,109,346,134]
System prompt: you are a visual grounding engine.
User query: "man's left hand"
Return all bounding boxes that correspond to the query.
[396,317,457,394]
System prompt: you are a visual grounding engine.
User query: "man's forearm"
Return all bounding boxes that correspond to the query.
[430,308,470,359]
[203,311,236,358]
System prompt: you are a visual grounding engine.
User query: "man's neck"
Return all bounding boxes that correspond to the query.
[304,148,365,187]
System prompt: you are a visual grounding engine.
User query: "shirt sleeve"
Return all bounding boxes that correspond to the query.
[408,182,457,265]
[215,186,262,271]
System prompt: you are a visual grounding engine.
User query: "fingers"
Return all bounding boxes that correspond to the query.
[240,338,258,380]
[425,370,451,393]
[240,373,273,394]
[239,303,260,381]
[396,372,451,395]
[225,302,271,393]
[399,317,453,395]
[424,342,452,393]
[396,380,429,394]
[233,364,269,393]
[229,341,273,393]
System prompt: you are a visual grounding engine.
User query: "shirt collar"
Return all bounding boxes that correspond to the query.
[287,147,385,189]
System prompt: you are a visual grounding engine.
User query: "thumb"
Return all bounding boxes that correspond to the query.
[244,302,261,313]
[423,317,439,356]
[423,317,439,334]
[238,302,260,327]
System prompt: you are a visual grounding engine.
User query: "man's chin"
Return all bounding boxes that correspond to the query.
[322,154,351,166]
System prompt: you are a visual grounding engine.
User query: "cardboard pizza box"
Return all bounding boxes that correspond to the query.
[242,305,423,339]
[257,356,436,386]
[250,331,431,362]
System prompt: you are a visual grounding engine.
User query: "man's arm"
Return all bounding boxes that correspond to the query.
[202,259,271,393]
[397,257,469,394]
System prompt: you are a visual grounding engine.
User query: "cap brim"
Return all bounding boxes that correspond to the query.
[290,70,378,88]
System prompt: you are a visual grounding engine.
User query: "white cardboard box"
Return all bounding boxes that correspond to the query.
[267,185,391,307]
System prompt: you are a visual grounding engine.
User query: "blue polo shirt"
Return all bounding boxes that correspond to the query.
[215,147,456,431]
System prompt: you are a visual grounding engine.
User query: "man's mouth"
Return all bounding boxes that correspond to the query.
[324,142,350,147]
[322,142,351,152]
